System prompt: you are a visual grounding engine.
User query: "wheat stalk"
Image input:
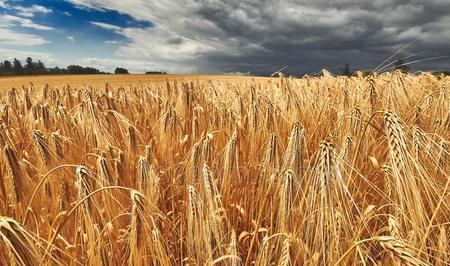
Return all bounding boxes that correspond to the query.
[3,145,23,203]
[32,130,51,165]
[0,216,41,265]
[282,122,304,175]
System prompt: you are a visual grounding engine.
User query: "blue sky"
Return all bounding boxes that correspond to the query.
[0,0,448,74]
[0,0,162,73]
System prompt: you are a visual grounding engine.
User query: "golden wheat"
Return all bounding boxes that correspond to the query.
[0,72,448,265]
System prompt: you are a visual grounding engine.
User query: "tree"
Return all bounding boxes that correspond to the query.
[394,58,409,73]
[67,65,84,74]
[67,65,102,74]
[25,57,34,75]
[48,66,61,74]
[0,60,13,75]
[145,71,167,74]
[1,57,110,75]
[340,64,352,77]
[13,58,23,75]
[36,60,47,74]
[115,67,129,74]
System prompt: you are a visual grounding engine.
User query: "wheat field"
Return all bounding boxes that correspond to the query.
[0,71,449,265]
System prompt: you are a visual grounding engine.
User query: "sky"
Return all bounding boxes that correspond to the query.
[0,0,449,75]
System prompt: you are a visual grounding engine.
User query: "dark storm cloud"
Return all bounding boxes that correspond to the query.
[68,0,450,74]
[190,0,450,74]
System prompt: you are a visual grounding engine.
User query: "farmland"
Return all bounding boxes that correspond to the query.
[0,72,449,265]
[0,74,268,95]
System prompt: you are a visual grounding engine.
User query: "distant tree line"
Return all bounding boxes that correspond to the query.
[0,57,168,76]
[0,58,48,75]
[0,57,108,76]
[340,58,411,77]
[339,58,449,77]
[114,67,129,74]
[145,71,167,74]
[434,71,450,76]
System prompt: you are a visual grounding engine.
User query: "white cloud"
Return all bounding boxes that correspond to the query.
[91,19,214,61]
[14,4,53,18]
[0,12,52,46]
[105,40,118,44]
[65,0,103,11]
[63,11,71,16]
[0,48,60,65]
[0,27,49,45]
[67,36,75,42]
[116,26,215,61]
[0,1,7,8]
[0,14,54,30]
[66,0,450,73]
[77,1,235,56]
[91,21,121,31]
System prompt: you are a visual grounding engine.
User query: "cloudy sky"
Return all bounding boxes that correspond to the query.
[0,0,449,75]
